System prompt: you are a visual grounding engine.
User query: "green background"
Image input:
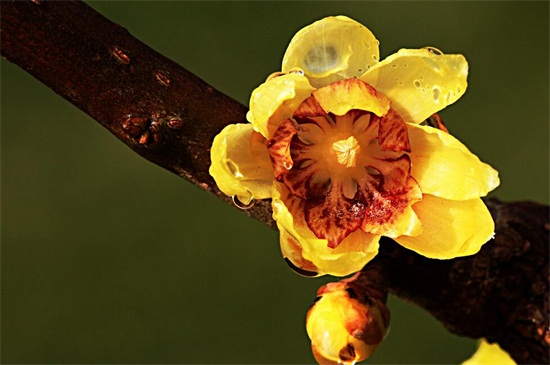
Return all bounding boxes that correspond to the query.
[2,1,548,364]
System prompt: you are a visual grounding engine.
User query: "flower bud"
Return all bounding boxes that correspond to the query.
[306,280,390,364]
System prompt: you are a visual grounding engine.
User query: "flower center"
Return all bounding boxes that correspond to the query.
[331,136,360,168]
[266,79,417,249]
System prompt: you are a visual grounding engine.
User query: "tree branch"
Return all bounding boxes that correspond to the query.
[2,1,548,363]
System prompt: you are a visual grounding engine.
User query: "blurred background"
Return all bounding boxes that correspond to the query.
[2,1,548,364]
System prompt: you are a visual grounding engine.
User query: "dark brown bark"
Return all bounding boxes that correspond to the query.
[1,1,548,363]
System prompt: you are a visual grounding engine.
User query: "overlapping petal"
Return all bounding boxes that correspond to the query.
[361,48,468,124]
[209,124,273,205]
[395,194,494,259]
[273,183,379,277]
[282,16,380,88]
[312,78,390,117]
[247,73,314,138]
[407,123,500,200]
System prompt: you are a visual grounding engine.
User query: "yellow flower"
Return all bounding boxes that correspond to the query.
[306,274,390,365]
[462,339,516,365]
[210,16,499,277]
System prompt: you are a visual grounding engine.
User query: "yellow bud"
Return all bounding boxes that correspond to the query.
[306,281,389,364]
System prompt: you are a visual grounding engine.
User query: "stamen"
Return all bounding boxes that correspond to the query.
[331,136,360,168]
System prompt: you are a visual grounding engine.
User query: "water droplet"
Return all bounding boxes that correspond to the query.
[403,63,408,68]
[398,81,404,86]
[421,88,426,93]
[372,54,379,61]
[413,80,421,88]
[232,195,254,210]
[111,46,131,65]
[423,46,444,55]
[283,161,293,170]
[391,64,398,69]
[155,71,171,87]
[227,161,244,178]
[288,67,305,76]
[432,87,441,102]
[457,86,462,93]
[419,75,424,80]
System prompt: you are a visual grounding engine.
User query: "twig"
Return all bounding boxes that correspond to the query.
[1,1,548,363]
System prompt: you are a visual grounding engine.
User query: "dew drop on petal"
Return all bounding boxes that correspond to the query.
[232,195,254,210]
[413,80,421,88]
[422,46,444,55]
[391,64,398,69]
[288,67,305,76]
[227,160,244,178]
[432,86,441,103]
[283,161,293,170]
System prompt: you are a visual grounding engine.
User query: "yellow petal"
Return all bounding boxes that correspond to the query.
[395,195,494,259]
[247,73,314,139]
[282,16,380,88]
[272,183,379,277]
[361,48,468,123]
[462,339,516,365]
[408,124,500,200]
[313,78,390,116]
[209,123,273,205]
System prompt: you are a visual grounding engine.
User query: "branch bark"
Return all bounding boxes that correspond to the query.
[1,1,548,363]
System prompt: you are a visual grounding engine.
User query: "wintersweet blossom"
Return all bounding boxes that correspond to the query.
[209,16,499,277]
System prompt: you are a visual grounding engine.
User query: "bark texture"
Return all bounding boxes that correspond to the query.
[2,1,548,363]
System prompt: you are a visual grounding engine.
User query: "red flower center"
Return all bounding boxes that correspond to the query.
[267,79,421,248]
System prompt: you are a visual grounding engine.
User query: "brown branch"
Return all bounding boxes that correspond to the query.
[1,1,548,363]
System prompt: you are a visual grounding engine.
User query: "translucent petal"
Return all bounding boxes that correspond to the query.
[272,183,379,277]
[209,124,273,204]
[247,73,314,139]
[313,78,390,116]
[407,124,500,200]
[395,195,494,259]
[361,48,468,123]
[282,16,380,88]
